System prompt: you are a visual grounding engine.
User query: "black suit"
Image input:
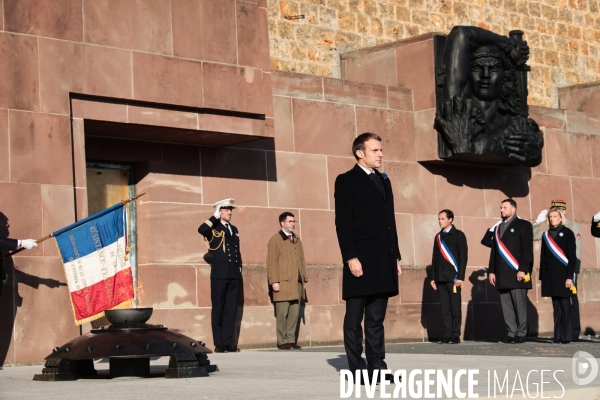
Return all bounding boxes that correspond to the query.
[198,216,242,347]
[334,164,400,377]
[591,218,600,238]
[0,237,18,299]
[488,217,533,338]
[431,226,467,339]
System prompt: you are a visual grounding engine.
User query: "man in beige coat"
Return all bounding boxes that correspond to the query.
[267,212,307,350]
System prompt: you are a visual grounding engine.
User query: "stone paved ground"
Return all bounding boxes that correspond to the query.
[1,339,599,399]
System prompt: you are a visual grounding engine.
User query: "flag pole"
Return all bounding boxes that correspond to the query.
[3,193,145,259]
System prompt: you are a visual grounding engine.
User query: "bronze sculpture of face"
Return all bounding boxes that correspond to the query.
[469,55,505,101]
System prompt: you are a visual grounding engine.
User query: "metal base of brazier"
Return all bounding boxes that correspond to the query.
[33,309,217,381]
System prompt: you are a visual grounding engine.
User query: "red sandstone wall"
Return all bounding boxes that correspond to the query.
[1,1,599,365]
[0,0,272,365]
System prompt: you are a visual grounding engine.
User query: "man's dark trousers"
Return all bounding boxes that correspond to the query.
[211,279,240,347]
[344,295,388,376]
[437,282,461,338]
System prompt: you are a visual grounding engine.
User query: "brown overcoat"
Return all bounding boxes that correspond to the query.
[266,231,307,302]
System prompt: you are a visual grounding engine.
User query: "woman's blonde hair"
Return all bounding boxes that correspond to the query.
[547,207,565,226]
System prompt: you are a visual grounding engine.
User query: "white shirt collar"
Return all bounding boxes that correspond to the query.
[444,225,453,233]
[281,229,293,236]
[356,163,373,175]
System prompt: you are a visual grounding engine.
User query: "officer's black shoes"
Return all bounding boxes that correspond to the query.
[214,346,228,353]
[450,337,460,344]
[225,345,240,352]
[498,335,514,344]
[438,337,450,344]
[513,336,526,344]
[277,343,293,350]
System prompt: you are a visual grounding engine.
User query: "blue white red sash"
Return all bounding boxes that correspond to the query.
[495,226,519,271]
[542,231,568,267]
[436,232,458,280]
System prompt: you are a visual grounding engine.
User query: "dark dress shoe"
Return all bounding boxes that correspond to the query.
[438,338,450,344]
[513,336,526,344]
[451,337,460,344]
[290,344,302,350]
[498,336,514,344]
[214,346,228,353]
[225,345,240,352]
[277,343,293,350]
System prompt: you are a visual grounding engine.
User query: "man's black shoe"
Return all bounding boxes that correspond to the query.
[513,336,526,344]
[225,345,240,352]
[438,338,450,344]
[498,336,514,344]
[213,346,228,353]
[450,337,460,344]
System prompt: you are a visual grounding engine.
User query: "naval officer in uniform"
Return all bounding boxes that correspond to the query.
[198,198,242,353]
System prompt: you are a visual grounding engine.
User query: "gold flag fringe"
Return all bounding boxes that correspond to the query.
[74,299,134,326]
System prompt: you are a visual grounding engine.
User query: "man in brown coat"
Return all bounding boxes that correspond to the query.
[266,212,307,350]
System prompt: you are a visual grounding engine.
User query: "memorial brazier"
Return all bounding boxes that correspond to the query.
[33,308,217,380]
[435,26,544,166]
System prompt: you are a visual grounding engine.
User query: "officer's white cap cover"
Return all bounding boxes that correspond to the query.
[212,198,236,209]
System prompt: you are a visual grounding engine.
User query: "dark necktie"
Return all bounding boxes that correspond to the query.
[442,231,448,237]
[288,234,293,242]
[224,223,232,235]
[370,172,384,197]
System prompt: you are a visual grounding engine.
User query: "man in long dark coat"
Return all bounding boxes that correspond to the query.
[488,199,533,344]
[334,132,402,383]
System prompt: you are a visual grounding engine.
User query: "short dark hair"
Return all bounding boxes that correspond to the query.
[501,198,517,208]
[279,212,295,224]
[352,132,382,160]
[439,209,454,222]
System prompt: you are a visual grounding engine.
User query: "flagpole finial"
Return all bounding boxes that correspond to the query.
[121,192,146,205]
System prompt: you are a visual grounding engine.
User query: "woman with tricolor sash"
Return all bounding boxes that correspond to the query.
[540,207,577,344]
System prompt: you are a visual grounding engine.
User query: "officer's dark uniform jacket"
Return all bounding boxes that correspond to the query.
[431,225,468,283]
[198,216,242,280]
[540,226,576,298]
[488,217,533,290]
[0,237,18,296]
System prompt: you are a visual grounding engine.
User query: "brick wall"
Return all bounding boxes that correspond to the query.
[267,0,600,108]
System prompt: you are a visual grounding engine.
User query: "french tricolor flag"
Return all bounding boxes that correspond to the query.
[54,203,134,325]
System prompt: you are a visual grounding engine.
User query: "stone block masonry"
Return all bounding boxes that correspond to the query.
[267,0,600,108]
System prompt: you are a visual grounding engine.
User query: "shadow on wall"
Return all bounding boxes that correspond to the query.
[0,212,66,366]
[420,265,444,341]
[423,164,531,196]
[462,269,539,340]
[421,266,540,341]
[84,135,277,184]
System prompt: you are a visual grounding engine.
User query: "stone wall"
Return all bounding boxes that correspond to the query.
[267,0,600,108]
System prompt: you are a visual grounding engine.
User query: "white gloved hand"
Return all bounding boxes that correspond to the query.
[19,239,37,250]
[535,209,548,224]
[594,211,600,222]
[213,206,221,219]
[488,220,501,232]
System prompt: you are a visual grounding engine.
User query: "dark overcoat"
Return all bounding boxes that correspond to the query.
[431,226,468,283]
[198,216,242,280]
[0,237,18,296]
[334,164,400,300]
[592,218,600,238]
[540,226,576,298]
[488,218,533,290]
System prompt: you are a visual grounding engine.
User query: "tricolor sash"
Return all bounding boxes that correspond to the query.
[494,226,519,271]
[542,231,569,267]
[436,232,458,280]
